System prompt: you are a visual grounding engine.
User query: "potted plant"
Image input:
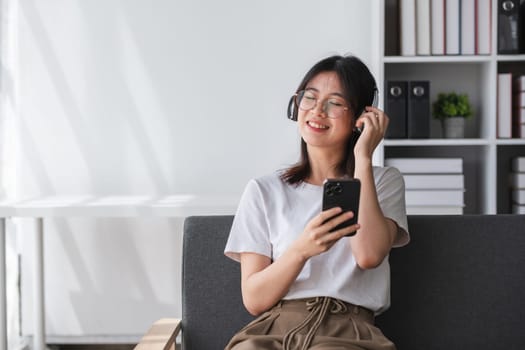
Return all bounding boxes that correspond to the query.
[432,92,473,138]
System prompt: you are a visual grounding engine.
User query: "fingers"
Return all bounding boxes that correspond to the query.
[314,221,360,249]
[301,209,359,257]
[313,206,343,226]
[326,222,360,240]
[323,210,354,232]
[353,107,390,156]
[363,106,389,132]
[316,209,359,239]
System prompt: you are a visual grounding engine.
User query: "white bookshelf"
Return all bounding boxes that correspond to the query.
[372,0,525,214]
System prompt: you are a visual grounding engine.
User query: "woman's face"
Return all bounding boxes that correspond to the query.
[297,71,354,152]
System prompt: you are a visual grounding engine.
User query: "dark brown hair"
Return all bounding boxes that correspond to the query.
[281,55,377,185]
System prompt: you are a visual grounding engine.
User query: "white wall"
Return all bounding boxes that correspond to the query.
[7,0,375,341]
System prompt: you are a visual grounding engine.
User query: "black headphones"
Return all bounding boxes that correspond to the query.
[286,87,379,122]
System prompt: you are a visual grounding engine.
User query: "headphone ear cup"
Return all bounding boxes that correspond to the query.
[372,87,379,108]
[355,87,378,119]
[287,95,298,121]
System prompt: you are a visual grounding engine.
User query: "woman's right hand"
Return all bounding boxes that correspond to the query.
[290,207,360,260]
[240,207,359,315]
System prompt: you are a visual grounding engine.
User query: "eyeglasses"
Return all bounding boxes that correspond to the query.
[294,90,350,119]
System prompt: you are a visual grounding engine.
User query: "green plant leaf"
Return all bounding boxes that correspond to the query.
[432,92,473,119]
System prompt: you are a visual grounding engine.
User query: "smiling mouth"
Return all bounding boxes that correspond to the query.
[307,121,329,130]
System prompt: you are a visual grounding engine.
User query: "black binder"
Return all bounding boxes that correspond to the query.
[498,0,524,54]
[385,81,407,138]
[407,81,430,138]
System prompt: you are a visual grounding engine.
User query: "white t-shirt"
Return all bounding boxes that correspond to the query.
[224,166,409,314]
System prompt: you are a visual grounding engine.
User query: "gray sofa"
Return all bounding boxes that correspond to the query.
[135,215,525,350]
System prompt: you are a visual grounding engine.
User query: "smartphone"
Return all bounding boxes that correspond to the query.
[322,178,361,236]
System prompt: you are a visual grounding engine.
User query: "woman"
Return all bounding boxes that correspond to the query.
[224,54,409,350]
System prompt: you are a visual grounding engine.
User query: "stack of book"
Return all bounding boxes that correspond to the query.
[385,157,465,215]
[511,156,525,214]
[388,0,492,56]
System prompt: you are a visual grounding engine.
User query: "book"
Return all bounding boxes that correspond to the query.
[401,0,417,55]
[417,0,431,55]
[514,108,525,123]
[512,189,525,204]
[405,189,465,206]
[385,81,408,138]
[514,75,525,91]
[512,157,525,172]
[513,123,525,138]
[497,0,524,54]
[510,172,525,188]
[446,0,461,54]
[406,206,459,215]
[498,73,513,138]
[407,81,430,138]
[461,0,476,55]
[407,205,464,215]
[385,0,400,56]
[514,91,525,107]
[431,0,446,54]
[385,157,463,173]
[476,0,492,55]
[403,174,464,189]
[512,204,525,214]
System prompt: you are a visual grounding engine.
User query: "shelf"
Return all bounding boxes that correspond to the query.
[378,0,525,214]
[495,139,525,146]
[385,139,525,146]
[496,55,525,61]
[384,139,490,146]
[384,55,525,64]
[383,55,492,64]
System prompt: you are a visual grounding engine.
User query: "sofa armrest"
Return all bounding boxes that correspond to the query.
[134,318,181,350]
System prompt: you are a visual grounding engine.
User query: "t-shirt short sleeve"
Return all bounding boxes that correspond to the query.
[224,179,272,262]
[375,166,410,247]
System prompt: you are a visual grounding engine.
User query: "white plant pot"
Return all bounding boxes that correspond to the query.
[443,117,465,138]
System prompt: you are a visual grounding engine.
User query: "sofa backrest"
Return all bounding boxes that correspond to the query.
[376,214,525,350]
[181,216,253,350]
[182,215,525,350]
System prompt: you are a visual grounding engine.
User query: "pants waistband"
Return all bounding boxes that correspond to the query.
[275,297,374,322]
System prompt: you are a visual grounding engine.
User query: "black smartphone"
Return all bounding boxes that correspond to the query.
[322,178,361,236]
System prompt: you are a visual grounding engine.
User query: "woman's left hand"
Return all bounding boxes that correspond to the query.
[353,106,389,159]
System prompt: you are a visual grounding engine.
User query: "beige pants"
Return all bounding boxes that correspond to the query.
[225,297,396,350]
